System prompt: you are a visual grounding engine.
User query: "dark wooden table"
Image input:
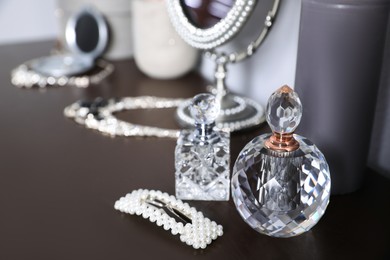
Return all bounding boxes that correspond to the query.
[1,41,389,260]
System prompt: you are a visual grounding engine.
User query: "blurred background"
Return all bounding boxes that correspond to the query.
[0,0,57,44]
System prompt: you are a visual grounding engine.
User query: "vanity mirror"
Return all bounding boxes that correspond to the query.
[11,5,113,88]
[167,0,280,131]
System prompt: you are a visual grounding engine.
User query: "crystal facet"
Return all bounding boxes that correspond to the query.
[231,86,331,237]
[266,85,302,134]
[232,134,330,237]
[175,131,230,200]
[190,93,220,125]
[175,93,230,201]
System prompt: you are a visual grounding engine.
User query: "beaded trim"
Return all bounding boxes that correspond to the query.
[114,189,223,250]
[167,0,257,50]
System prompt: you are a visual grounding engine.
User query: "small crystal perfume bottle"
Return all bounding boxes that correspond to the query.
[231,85,331,237]
[175,93,230,201]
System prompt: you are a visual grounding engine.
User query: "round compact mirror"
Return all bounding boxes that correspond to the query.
[29,54,94,78]
[31,5,108,77]
[168,0,280,131]
[66,6,108,59]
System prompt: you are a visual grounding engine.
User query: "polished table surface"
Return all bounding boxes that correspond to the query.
[1,41,389,260]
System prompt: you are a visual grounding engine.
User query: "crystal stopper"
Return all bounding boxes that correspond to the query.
[266,85,302,134]
[190,93,220,126]
[265,86,302,152]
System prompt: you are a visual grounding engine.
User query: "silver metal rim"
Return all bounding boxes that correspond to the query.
[66,5,108,59]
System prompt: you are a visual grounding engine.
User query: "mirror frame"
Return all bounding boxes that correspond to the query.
[167,0,258,50]
[65,5,108,59]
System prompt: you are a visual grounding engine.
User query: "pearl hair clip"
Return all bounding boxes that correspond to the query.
[114,189,223,249]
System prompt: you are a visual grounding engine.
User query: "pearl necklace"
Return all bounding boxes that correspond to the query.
[64,95,265,137]
[114,189,223,250]
[64,96,185,139]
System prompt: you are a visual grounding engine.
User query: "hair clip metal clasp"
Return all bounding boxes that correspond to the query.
[114,189,223,250]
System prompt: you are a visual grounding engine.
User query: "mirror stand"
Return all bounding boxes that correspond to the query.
[173,0,280,131]
[169,0,281,132]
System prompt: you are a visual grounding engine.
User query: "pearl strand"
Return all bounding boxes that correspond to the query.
[64,97,184,139]
[114,189,223,250]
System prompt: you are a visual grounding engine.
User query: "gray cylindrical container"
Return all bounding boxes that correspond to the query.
[295,0,390,194]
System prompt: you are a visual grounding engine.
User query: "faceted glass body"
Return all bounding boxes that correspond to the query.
[175,129,230,201]
[231,133,331,237]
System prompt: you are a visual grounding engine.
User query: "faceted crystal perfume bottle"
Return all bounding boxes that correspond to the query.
[175,93,230,201]
[231,85,331,237]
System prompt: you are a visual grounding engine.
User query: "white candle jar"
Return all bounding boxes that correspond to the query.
[132,0,199,79]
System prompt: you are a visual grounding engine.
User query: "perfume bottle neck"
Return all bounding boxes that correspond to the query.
[192,123,218,143]
[194,123,215,139]
[265,132,300,152]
